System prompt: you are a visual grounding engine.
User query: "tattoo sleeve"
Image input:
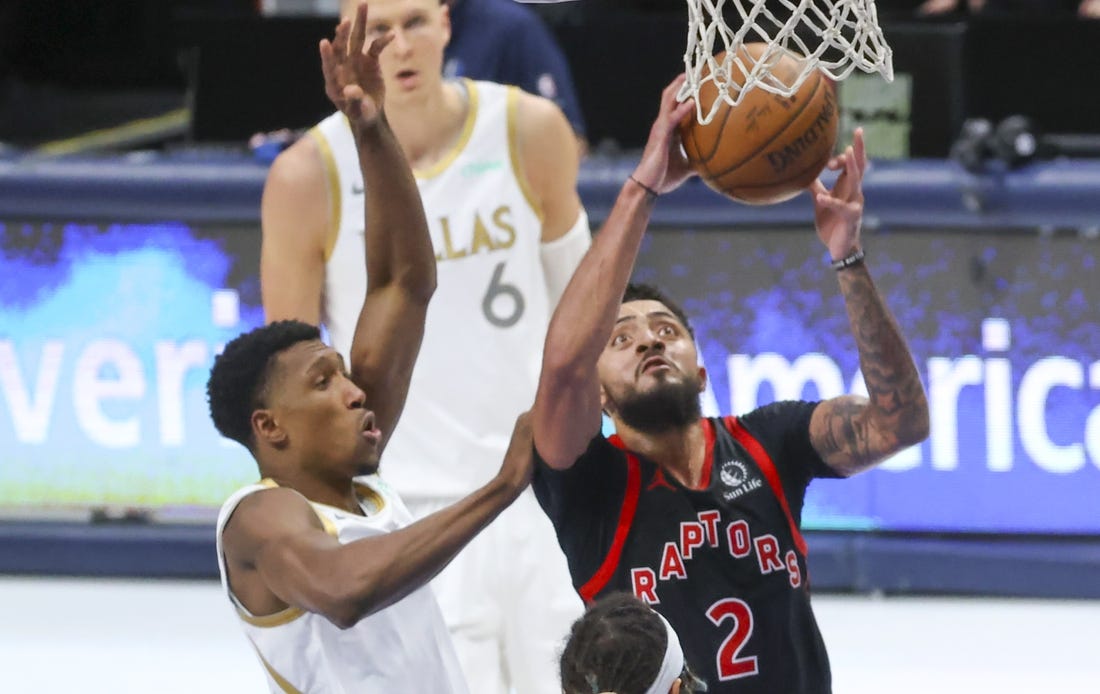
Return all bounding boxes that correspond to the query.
[811,263,930,475]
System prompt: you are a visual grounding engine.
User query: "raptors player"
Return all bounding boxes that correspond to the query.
[530,80,930,692]
[259,0,587,690]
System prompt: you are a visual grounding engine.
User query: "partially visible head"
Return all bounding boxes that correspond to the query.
[340,0,450,102]
[206,320,381,477]
[560,592,701,694]
[597,284,704,434]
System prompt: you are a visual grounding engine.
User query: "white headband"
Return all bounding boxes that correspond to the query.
[643,610,684,694]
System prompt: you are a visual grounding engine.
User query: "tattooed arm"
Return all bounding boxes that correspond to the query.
[805,130,930,477]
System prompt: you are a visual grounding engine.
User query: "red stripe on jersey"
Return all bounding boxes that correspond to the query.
[724,416,809,558]
[697,418,717,491]
[613,420,714,491]
[578,452,641,604]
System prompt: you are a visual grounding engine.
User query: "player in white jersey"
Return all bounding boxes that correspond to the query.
[209,10,535,691]
[260,0,588,691]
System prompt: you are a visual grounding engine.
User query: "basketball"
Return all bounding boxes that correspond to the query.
[679,44,839,205]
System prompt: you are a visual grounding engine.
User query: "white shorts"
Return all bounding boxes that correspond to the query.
[406,488,584,694]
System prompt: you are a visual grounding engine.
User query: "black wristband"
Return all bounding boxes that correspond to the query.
[628,175,659,200]
[830,248,865,271]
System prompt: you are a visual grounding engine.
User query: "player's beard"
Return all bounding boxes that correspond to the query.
[615,373,703,434]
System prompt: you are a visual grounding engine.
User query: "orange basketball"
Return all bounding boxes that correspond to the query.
[679,44,839,205]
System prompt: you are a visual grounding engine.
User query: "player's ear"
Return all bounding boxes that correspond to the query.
[439,0,452,47]
[599,384,614,416]
[696,365,707,394]
[253,409,288,448]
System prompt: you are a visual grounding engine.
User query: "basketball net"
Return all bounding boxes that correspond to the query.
[681,0,894,124]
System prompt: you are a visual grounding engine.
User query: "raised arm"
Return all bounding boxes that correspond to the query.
[514,90,588,306]
[223,413,534,629]
[532,77,695,469]
[807,130,930,476]
[324,5,437,451]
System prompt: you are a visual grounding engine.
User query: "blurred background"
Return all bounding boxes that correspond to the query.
[1,0,1099,691]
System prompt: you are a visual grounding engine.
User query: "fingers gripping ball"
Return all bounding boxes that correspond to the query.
[680,44,839,205]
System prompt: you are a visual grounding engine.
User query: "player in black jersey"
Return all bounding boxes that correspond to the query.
[530,77,930,693]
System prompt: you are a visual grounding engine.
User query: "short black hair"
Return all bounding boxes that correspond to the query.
[206,320,321,448]
[623,282,695,338]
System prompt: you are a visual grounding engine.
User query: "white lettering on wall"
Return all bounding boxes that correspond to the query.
[927,356,983,471]
[73,339,146,448]
[983,319,1014,472]
[728,352,845,415]
[155,340,209,446]
[0,340,65,444]
[1018,356,1084,474]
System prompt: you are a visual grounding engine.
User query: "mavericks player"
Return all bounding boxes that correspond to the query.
[260,0,588,690]
[211,11,535,691]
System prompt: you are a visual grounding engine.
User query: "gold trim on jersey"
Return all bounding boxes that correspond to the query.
[311,503,340,538]
[308,127,343,263]
[506,86,544,223]
[230,478,314,628]
[307,483,387,520]
[238,604,306,628]
[250,639,305,694]
[353,480,388,515]
[415,79,479,180]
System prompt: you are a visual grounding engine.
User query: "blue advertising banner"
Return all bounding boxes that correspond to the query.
[2,220,1098,533]
[0,220,261,518]
[633,227,1100,534]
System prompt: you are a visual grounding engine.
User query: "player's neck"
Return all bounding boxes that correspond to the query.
[265,467,363,515]
[387,79,468,172]
[614,418,707,488]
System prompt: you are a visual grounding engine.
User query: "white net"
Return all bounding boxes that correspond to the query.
[681,0,893,124]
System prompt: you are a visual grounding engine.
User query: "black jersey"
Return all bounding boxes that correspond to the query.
[533,401,841,693]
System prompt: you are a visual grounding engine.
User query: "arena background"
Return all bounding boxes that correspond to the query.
[1,0,1099,691]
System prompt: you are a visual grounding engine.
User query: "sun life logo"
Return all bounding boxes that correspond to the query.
[719,459,763,501]
[720,460,749,488]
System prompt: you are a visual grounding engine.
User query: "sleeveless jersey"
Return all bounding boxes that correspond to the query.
[215,476,468,693]
[312,79,549,500]
[533,402,840,693]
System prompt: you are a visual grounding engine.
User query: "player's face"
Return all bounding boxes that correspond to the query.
[354,0,451,98]
[262,340,383,476]
[597,300,706,428]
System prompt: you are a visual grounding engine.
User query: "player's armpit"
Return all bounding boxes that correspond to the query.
[222,487,357,628]
[513,90,583,244]
[260,137,331,326]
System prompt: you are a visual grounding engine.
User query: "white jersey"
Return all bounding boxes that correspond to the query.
[215,477,468,694]
[313,79,550,500]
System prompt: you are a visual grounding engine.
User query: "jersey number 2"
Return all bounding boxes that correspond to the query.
[706,598,759,681]
[482,261,525,328]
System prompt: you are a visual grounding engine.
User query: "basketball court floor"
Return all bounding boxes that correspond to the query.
[1,576,1096,692]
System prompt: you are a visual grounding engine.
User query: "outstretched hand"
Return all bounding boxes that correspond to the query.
[320,2,394,131]
[809,128,868,261]
[631,75,697,196]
